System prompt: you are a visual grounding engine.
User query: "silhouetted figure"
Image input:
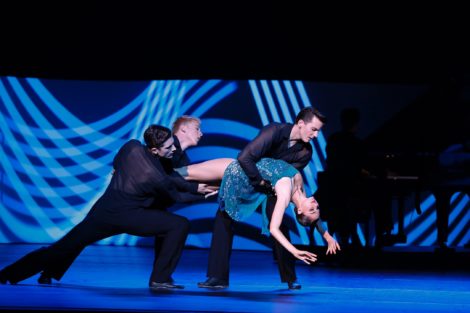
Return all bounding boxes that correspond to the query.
[324,108,369,247]
[324,108,396,249]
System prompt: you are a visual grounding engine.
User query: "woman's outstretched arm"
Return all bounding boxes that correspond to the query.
[269,178,317,264]
[184,158,235,182]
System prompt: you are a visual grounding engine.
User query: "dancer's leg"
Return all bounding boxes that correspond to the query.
[185,158,234,182]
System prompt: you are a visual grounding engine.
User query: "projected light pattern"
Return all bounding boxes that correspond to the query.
[0,77,238,246]
[399,192,470,246]
[1,77,468,249]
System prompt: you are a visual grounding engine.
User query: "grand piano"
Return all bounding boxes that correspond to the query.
[363,77,470,248]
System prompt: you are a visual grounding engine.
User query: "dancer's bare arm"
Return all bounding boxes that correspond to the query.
[269,178,317,264]
[185,158,235,182]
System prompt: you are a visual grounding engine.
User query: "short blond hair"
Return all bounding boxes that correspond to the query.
[172,116,201,133]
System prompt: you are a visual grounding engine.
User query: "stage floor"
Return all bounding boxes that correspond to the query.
[1,244,469,313]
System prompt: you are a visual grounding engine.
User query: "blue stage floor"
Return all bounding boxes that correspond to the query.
[1,244,469,313]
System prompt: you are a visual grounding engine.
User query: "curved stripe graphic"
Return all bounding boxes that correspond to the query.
[1,77,467,248]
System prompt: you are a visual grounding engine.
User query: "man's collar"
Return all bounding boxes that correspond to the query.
[281,124,294,139]
[173,135,182,149]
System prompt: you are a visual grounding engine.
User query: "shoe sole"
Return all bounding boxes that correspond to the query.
[149,284,184,290]
[197,284,228,289]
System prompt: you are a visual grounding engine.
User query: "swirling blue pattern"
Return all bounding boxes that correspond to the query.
[0,77,468,249]
[0,77,240,246]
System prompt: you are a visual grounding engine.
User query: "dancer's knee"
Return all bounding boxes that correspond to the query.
[176,216,190,234]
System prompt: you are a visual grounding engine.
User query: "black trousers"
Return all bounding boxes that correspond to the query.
[1,207,189,284]
[207,196,296,283]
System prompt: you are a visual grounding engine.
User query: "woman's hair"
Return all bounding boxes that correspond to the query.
[144,125,172,149]
[293,208,314,226]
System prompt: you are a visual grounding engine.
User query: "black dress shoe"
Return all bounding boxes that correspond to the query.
[287,280,302,290]
[149,281,184,290]
[197,277,228,289]
[38,272,52,285]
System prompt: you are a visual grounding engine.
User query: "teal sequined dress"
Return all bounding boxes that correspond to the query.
[219,158,299,235]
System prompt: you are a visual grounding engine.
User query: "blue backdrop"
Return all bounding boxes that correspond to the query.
[0,76,468,249]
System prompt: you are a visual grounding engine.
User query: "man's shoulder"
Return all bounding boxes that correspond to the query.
[127,139,142,145]
[121,139,145,154]
[263,122,290,128]
[261,122,291,132]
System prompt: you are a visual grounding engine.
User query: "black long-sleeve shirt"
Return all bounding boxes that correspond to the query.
[170,136,191,168]
[237,123,325,234]
[101,139,204,211]
[157,136,200,210]
[160,135,198,193]
[238,123,312,185]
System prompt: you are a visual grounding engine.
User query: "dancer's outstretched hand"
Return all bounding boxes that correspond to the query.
[326,240,341,255]
[198,184,219,194]
[293,249,317,265]
[204,190,218,199]
[325,236,341,254]
[323,231,341,255]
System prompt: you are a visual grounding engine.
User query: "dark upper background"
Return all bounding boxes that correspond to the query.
[1,2,469,157]
[1,2,469,84]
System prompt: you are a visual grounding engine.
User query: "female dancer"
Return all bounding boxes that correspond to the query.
[177,157,340,265]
